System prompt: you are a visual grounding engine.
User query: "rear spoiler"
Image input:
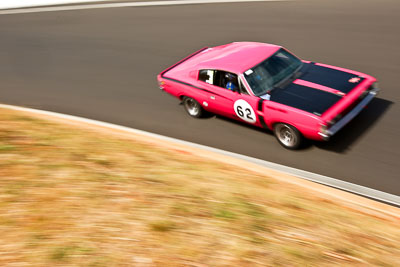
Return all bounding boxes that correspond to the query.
[160,47,209,78]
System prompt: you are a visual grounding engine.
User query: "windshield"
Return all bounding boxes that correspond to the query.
[243,49,302,96]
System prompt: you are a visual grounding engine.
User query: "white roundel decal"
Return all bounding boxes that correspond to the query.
[234,99,256,124]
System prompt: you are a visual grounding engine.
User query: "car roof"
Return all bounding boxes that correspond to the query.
[164,42,281,79]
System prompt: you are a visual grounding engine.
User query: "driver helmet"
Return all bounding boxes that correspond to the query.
[225,73,235,81]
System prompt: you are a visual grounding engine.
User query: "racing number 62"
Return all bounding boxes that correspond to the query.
[236,106,253,120]
[234,99,257,124]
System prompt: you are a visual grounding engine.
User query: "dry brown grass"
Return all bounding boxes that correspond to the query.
[0,108,399,267]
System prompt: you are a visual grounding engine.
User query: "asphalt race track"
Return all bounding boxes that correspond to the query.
[1,0,399,195]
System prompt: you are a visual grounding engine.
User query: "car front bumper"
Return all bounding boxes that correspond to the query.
[318,87,380,140]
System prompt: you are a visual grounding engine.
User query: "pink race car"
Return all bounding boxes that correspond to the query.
[157,42,379,149]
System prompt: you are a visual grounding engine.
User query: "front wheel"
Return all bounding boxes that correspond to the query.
[273,123,303,150]
[182,97,204,118]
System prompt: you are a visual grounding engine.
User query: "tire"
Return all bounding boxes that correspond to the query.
[273,123,303,150]
[182,97,203,118]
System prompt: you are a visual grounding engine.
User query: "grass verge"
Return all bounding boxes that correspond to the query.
[0,107,399,266]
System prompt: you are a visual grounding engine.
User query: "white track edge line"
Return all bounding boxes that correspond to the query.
[0,0,109,10]
[0,0,287,15]
[1,103,399,207]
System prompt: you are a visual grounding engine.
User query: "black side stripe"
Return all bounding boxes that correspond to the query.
[257,99,269,129]
[257,99,264,111]
[163,77,202,90]
[163,77,231,101]
[258,115,269,130]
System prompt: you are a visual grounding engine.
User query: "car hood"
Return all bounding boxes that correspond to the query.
[268,63,364,116]
[299,62,364,94]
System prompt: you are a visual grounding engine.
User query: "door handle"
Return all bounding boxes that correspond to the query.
[210,96,215,100]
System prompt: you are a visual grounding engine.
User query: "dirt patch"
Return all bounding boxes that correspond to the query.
[0,107,399,266]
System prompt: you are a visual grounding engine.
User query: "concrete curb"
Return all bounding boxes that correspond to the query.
[1,103,400,210]
[0,0,111,10]
[0,0,286,15]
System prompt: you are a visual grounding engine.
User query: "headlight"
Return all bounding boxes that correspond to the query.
[360,90,369,99]
[328,114,341,126]
[318,123,330,140]
[320,123,328,135]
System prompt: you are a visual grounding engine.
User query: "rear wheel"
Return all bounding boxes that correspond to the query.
[182,97,203,118]
[274,123,303,150]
